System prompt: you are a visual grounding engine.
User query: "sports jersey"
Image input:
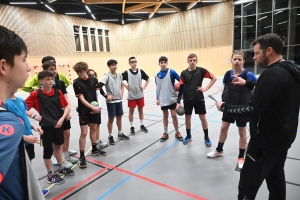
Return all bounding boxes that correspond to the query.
[155,68,180,100]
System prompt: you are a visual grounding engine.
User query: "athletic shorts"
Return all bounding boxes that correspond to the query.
[79,113,101,126]
[107,102,124,118]
[25,144,35,160]
[161,103,176,110]
[184,100,206,115]
[63,119,71,130]
[128,98,144,108]
[41,126,64,148]
[222,113,248,127]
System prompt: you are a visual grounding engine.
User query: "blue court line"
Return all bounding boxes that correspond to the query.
[97,111,219,200]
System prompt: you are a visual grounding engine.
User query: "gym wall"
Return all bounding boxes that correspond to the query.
[0,2,233,80]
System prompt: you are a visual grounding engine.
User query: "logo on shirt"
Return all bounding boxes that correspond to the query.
[0,124,15,136]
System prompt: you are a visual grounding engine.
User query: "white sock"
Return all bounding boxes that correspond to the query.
[109,133,112,136]
[130,121,133,127]
[63,152,68,158]
[118,131,122,134]
[140,120,143,126]
[164,127,168,134]
[96,139,100,144]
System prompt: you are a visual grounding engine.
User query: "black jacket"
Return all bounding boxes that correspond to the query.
[221,60,300,149]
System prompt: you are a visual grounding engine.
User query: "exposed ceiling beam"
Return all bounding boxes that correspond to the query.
[122,0,126,13]
[148,2,162,19]
[130,7,180,13]
[85,0,160,3]
[124,3,156,13]
[186,2,197,10]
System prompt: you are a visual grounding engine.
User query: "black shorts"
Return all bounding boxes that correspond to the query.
[184,100,206,115]
[63,119,71,130]
[41,126,64,148]
[25,144,35,160]
[79,113,101,126]
[222,113,248,127]
[161,103,177,110]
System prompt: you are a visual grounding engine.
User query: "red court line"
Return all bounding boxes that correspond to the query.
[85,157,206,200]
[52,168,107,200]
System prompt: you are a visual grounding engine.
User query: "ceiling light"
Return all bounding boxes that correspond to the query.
[243,25,253,27]
[47,0,57,3]
[243,2,253,7]
[187,3,197,10]
[91,14,95,20]
[233,0,255,5]
[65,13,86,15]
[126,19,142,21]
[130,12,148,14]
[257,16,267,21]
[85,5,91,13]
[10,2,37,4]
[122,19,124,25]
[157,11,176,13]
[297,14,300,15]
[45,5,55,12]
[101,19,119,21]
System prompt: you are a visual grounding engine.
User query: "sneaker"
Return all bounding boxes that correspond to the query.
[130,127,135,135]
[160,133,169,142]
[97,140,108,147]
[205,137,212,147]
[58,167,75,176]
[79,157,87,168]
[207,150,223,158]
[91,148,107,156]
[175,132,183,141]
[42,189,49,197]
[47,173,65,184]
[63,160,73,169]
[140,125,148,133]
[108,135,115,145]
[183,136,192,145]
[68,149,77,156]
[238,158,245,169]
[118,133,130,140]
[64,153,78,164]
[51,155,58,165]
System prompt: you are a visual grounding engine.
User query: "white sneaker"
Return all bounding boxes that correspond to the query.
[51,155,58,165]
[207,150,223,158]
[237,158,245,169]
[97,141,108,148]
[68,149,77,156]
[64,152,78,164]
[63,160,73,169]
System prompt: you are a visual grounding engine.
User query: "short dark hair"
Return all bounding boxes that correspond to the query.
[41,56,55,64]
[252,34,283,54]
[42,61,56,70]
[0,25,28,67]
[159,56,168,63]
[129,57,136,63]
[73,62,88,73]
[107,59,118,67]
[38,70,54,80]
[87,69,97,78]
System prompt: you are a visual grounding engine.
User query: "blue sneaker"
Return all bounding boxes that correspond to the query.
[205,137,212,147]
[42,189,49,197]
[183,136,192,145]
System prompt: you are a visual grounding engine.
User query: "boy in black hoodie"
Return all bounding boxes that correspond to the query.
[216,34,300,200]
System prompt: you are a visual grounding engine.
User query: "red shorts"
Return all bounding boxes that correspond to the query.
[128,98,145,108]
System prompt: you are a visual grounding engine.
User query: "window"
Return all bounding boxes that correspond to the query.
[289,8,300,45]
[234,5,241,18]
[257,0,272,14]
[73,25,81,51]
[242,16,256,49]
[234,18,242,50]
[273,9,289,44]
[275,0,288,10]
[291,0,300,8]
[257,12,272,37]
[244,50,256,74]
[90,28,96,52]
[82,27,89,51]
[289,45,300,64]
[98,29,104,52]
[105,30,110,52]
[242,1,256,16]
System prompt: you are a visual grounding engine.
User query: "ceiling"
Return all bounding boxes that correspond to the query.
[2,0,228,25]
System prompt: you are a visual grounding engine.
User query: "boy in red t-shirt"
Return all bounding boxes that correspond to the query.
[25,70,74,185]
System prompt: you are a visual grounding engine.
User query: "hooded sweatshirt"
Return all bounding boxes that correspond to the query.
[221,60,300,149]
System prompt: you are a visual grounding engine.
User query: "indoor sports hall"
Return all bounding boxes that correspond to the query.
[1,0,300,199]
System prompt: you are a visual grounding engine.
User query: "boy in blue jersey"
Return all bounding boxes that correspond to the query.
[0,25,44,199]
[155,56,183,142]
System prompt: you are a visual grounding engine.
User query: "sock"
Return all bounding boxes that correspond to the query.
[58,162,63,170]
[203,129,209,139]
[175,128,179,133]
[80,150,84,158]
[63,151,68,158]
[238,148,246,159]
[96,140,100,144]
[47,170,53,176]
[130,121,133,127]
[92,143,97,151]
[186,129,191,138]
[164,127,168,134]
[118,131,122,135]
[216,142,224,152]
[140,120,143,126]
[109,133,112,137]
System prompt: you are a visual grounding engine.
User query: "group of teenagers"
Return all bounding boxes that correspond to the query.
[1,24,300,200]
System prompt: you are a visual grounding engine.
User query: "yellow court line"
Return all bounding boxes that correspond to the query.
[46,146,92,190]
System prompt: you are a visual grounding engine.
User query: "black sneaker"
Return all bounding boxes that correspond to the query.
[160,133,169,142]
[118,133,130,140]
[91,148,107,156]
[130,127,135,135]
[58,167,75,176]
[108,135,115,145]
[140,125,148,133]
[79,157,87,168]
